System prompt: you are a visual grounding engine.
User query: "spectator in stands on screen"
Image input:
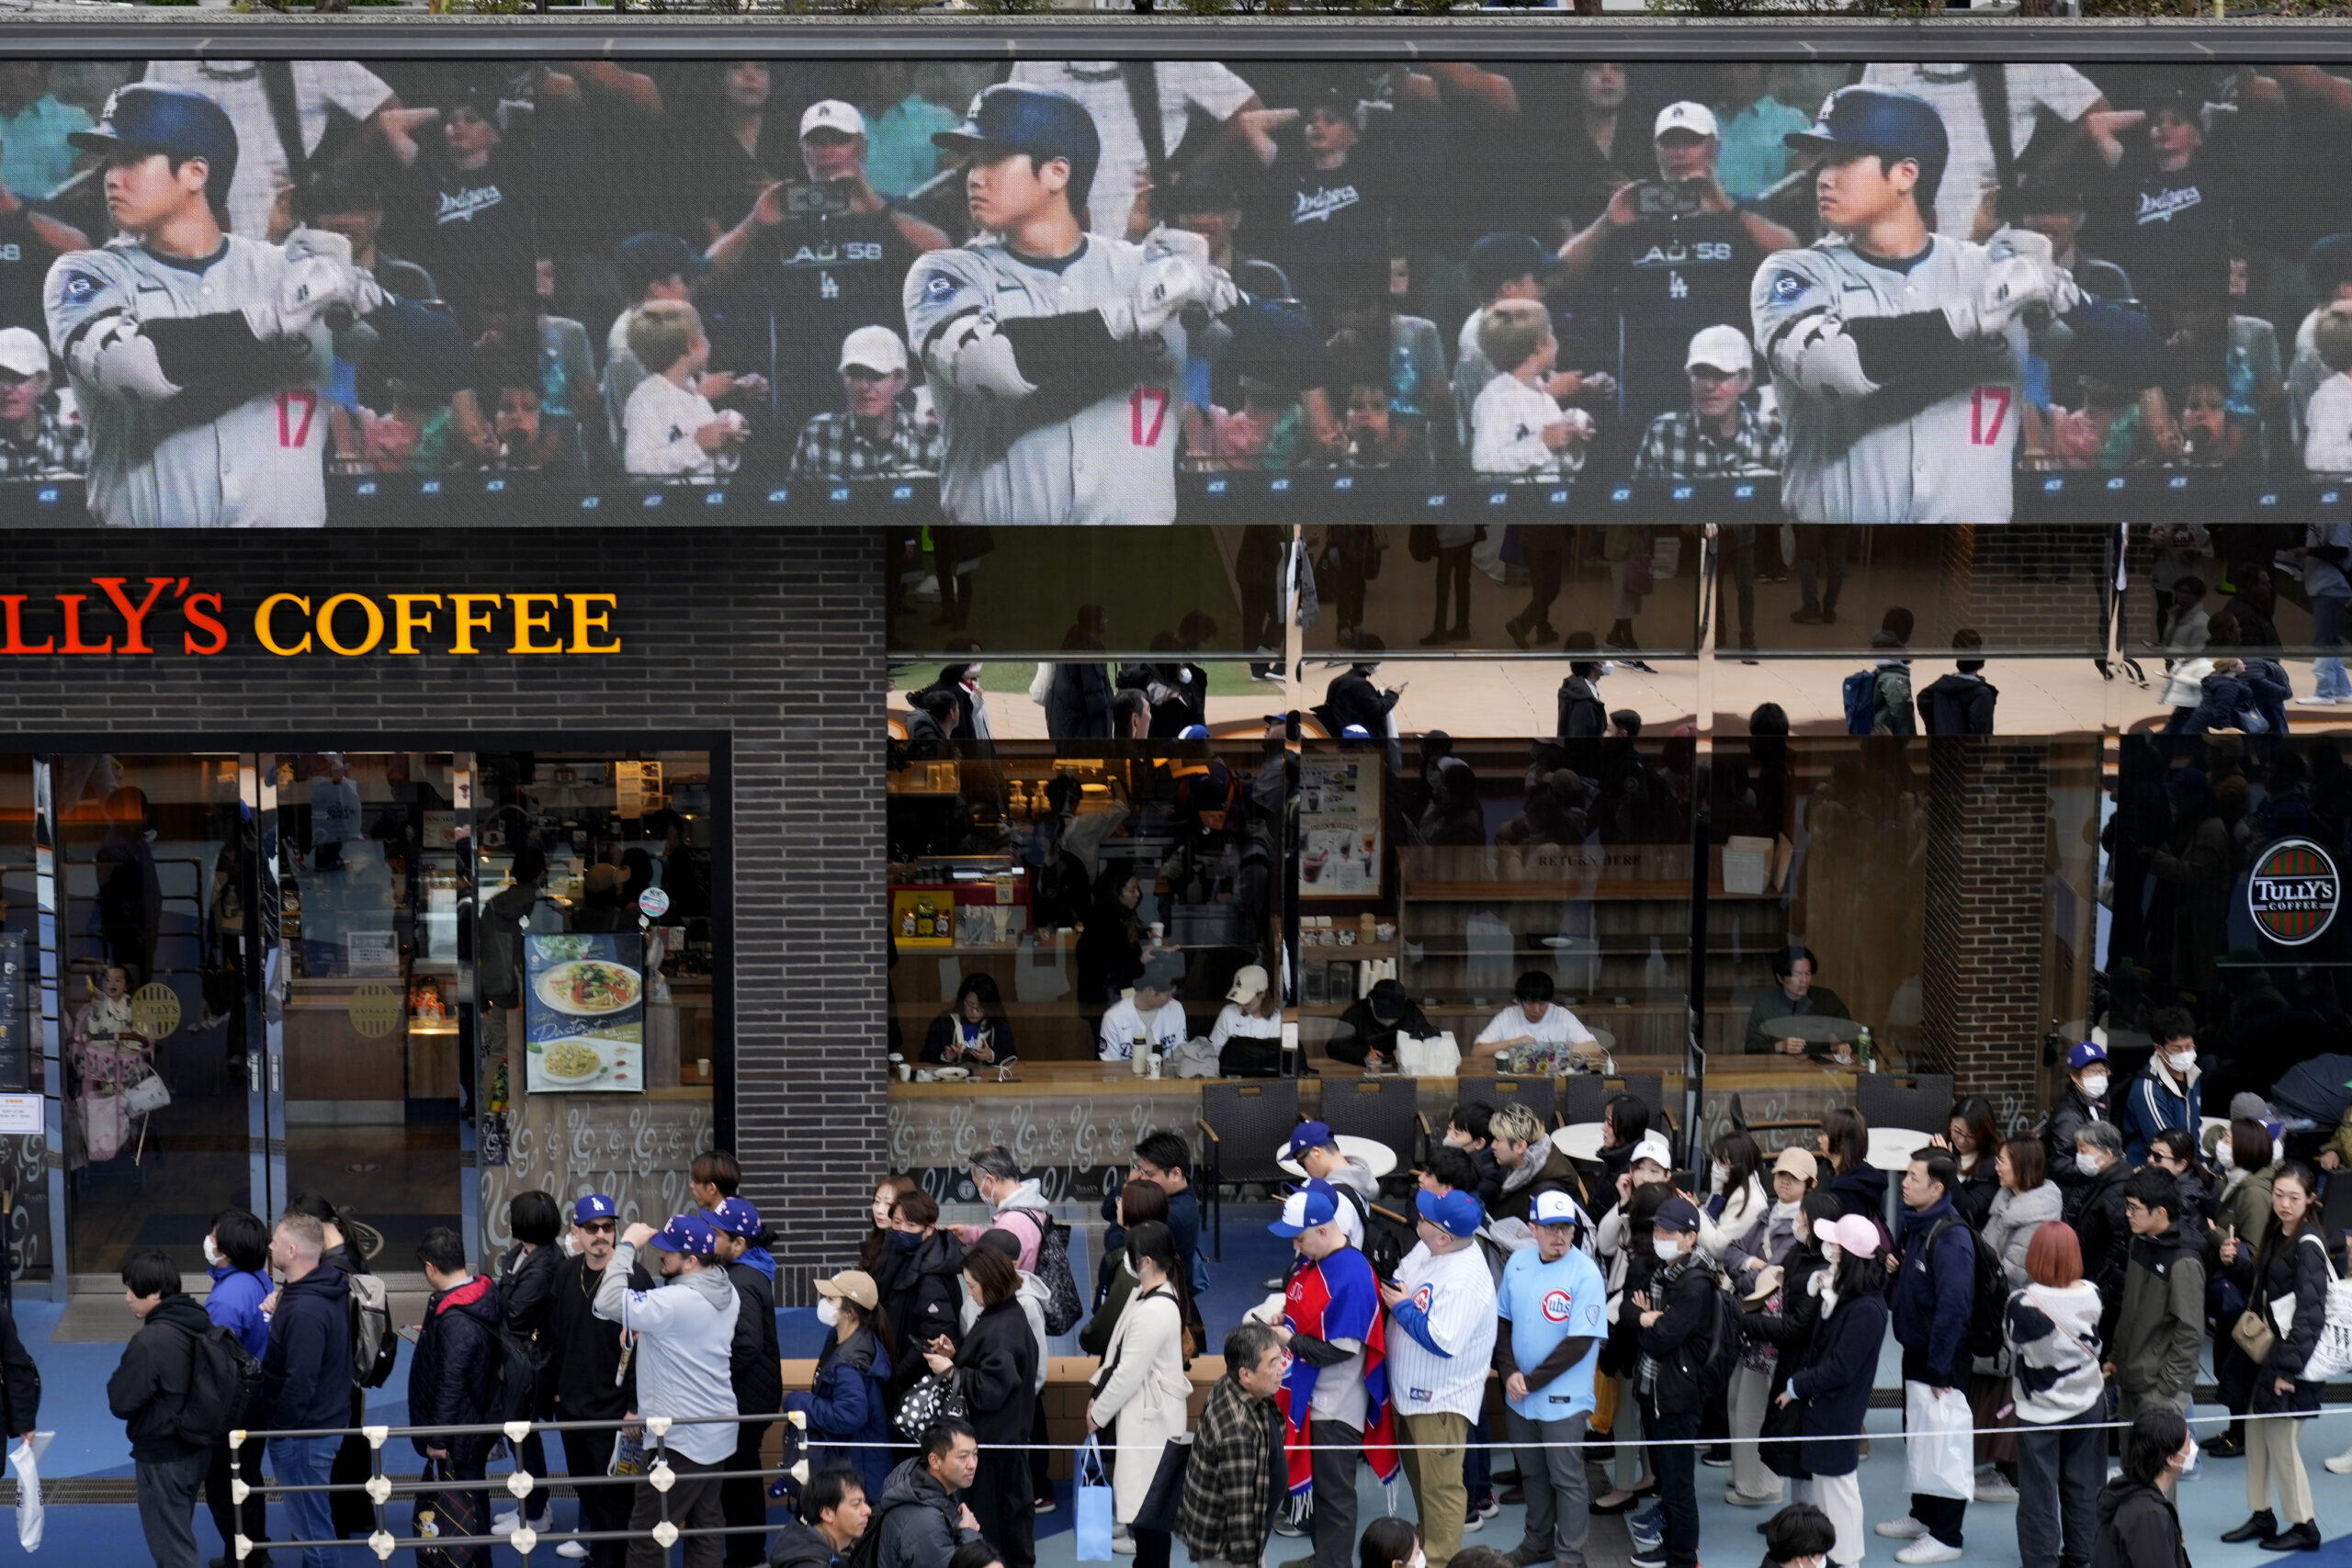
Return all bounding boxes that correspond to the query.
[343,307,474,474]
[1239,87,1394,310]
[293,167,435,303]
[0,147,84,338]
[1002,61,1261,241]
[2086,91,2232,302]
[1167,168,1289,301]
[1451,231,1612,458]
[600,232,766,457]
[1712,63,1811,204]
[468,275,600,472]
[0,62,88,203]
[622,300,748,482]
[2289,233,2352,438]
[1553,101,1798,430]
[2303,303,2352,475]
[378,88,534,322]
[142,59,399,242]
[1336,367,1426,472]
[677,62,798,244]
[2005,175,2109,293]
[0,327,83,480]
[1628,327,1781,658]
[1856,62,2109,242]
[1470,299,1594,481]
[480,360,582,476]
[2027,313,2182,471]
[790,325,944,482]
[1184,351,1341,473]
[1322,262,1451,465]
[1543,63,1650,243]
[859,62,956,202]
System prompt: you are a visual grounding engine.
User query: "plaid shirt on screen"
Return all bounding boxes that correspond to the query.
[0,403,86,479]
[787,402,946,481]
[1631,402,1787,482]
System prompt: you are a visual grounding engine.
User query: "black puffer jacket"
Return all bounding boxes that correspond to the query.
[409,1273,506,1459]
[2092,1477,2188,1568]
[107,1294,213,1461]
[951,1297,1040,1446]
[877,1231,967,1393]
[1634,1255,1722,1416]
[500,1242,560,1380]
[726,1258,785,1418]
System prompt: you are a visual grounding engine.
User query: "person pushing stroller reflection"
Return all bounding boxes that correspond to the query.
[70,963,154,1169]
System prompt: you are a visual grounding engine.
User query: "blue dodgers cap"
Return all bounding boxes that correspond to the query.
[1654,1196,1702,1234]
[1785,85,1950,189]
[71,85,241,195]
[1270,1178,1341,1237]
[2067,1040,2108,1070]
[647,1212,720,1256]
[1417,1187,1484,1238]
[934,85,1102,201]
[707,1197,763,1238]
[1286,1120,1338,1159]
[573,1192,617,1224]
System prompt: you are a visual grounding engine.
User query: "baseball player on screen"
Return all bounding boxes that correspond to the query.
[44,85,386,527]
[1751,85,2081,525]
[905,85,1238,527]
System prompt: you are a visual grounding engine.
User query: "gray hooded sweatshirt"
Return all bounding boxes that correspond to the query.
[594,1242,741,1463]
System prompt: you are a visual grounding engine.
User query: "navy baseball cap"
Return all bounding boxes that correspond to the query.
[1417,1188,1484,1239]
[707,1197,763,1238]
[2067,1040,2108,1070]
[647,1213,720,1256]
[73,85,241,186]
[1785,85,1950,188]
[1654,1196,1702,1234]
[1467,232,1560,297]
[573,1192,617,1225]
[1270,1178,1341,1237]
[934,85,1101,197]
[1287,1121,1338,1159]
[616,231,711,290]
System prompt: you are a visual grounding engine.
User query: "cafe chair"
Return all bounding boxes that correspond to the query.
[1319,1077,1423,1195]
[1196,1078,1301,1261]
[1725,1091,1817,1157]
[1857,1072,1951,1136]
[1461,1075,1559,1130]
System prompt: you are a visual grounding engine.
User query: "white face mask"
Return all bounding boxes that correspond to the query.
[964,666,983,682]
[1408,1551,1426,1568]
[2077,1149,2108,1176]
[202,1235,223,1269]
[816,1297,842,1327]
[2081,1072,2109,1100]
[1653,1235,1685,1262]
[2166,1050,2196,1074]
[2175,1436,2199,1472]
[1821,1240,1842,1264]
[2217,1142,2236,1170]
[1711,1162,1730,1192]
[562,1231,580,1257]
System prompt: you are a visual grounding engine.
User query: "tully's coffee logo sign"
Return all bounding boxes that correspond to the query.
[2248,837,2342,946]
[0,578,621,658]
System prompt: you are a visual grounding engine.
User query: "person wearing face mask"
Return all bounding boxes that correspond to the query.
[2120,1008,2202,1166]
[1441,1102,1506,1213]
[862,1173,922,1276]
[2216,1161,2329,1551]
[2213,1118,2282,1461]
[1781,1214,1892,1568]
[1594,1180,1672,1516]
[1360,1517,1428,1568]
[1741,1189,1845,1495]
[2068,1122,2131,1348]
[2092,1409,2195,1568]
[200,1208,271,1565]
[1702,1134,1774,1509]
[2043,1042,2112,1203]
[1761,1502,1839,1568]
[793,1270,897,1503]
[876,1189,968,1401]
[2006,1222,2106,1568]
[1626,1197,1717,1568]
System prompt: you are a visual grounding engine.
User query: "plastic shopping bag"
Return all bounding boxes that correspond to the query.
[1903,1384,1974,1501]
[11,1430,53,1551]
[1075,1437,1115,1562]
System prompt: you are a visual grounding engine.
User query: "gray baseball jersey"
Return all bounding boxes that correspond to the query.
[45,235,334,528]
[904,235,1186,527]
[1751,234,2027,525]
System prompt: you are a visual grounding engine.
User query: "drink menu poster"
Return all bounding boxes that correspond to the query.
[1298,756,1383,899]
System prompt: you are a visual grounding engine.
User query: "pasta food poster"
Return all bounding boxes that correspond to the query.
[524,933,645,1094]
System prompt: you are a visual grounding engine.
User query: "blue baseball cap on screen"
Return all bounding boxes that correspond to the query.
[573,1193,617,1224]
[647,1213,720,1256]
[1270,1179,1340,1238]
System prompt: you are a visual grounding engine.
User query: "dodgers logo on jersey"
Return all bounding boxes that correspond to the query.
[1541,1289,1574,1324]
[59,270,99,304]
[924,273,961,303]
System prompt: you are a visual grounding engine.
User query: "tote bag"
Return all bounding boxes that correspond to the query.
[1075,1437,1116,1562]
[1134,1432,1193,1536]
[1759,1392,1809,1479]
[2294,1234,2352,1380]
[1902,1382,1974,1501]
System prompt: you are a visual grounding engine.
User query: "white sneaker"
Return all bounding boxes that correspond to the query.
[2324,1448,2352,1475]
[2296,694,2346,705]
[1874,1517,1929,1540]
[1894,1540,1963,1565]
[557,1542,590,1561]
[492,1511,521,1538]
[1114,1539,1139,1556]
[1974,1476,2019,1504]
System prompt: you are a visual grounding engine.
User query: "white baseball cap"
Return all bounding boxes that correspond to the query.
[1686,324,1754,375]
[838,325,908,376]
[1226,964,1270,1004]
[801,100,866,141]
[1655,101,1720,141]
[0,328,48,379]
[1629,1133,1675,1171]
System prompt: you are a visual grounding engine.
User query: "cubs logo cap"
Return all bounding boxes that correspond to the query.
[707,1197,763,1237]
[572,1193,617,1224]
[1530,1189,1585,1229]
[1286,1120,1337,1159]
[1417,1187,1484,1238]
[839,325,909,377]
[800,99,866,141]
[1654,101,1719,141]
[2067,1039,2108,1070]
[647,1212,720,1256]
[1270,1178,1340,1237]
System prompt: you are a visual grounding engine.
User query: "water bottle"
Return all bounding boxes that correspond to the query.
[1858,1026,1874,1073]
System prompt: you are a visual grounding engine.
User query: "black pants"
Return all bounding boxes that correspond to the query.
[205,1431,269,1554]
[720,1420,771,1566]
[1432,546,1472,635]
[1721,525,1758,645]
[515,1429,551,1523]
[970,1443,1036,1568]
[560,1423,633,1568]
[1643,1399,1702,1568]
[1520,540,1565,635]
[1135,1526,1172,1568]
[1030,1393,1053,1502]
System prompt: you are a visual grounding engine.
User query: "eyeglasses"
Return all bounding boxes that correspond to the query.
[580,1221,617,1235]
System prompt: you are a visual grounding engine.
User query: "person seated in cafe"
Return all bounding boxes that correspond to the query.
[1472,971,1599,1069]
[924,975,1015,1068]
[1097,958,1189,1065]
[1743,947,1854,1057]
[1328,978,1433,1072]
[1211,964,1283,1077]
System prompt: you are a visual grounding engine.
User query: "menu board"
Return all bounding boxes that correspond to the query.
[1298,757,1383,899]
[523,933,644,1094]
[0,934,23,1092]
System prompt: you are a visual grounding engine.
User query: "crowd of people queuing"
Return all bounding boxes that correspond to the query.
[8,57,2352,492]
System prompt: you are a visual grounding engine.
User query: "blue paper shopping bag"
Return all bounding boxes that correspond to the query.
[1075,1436,1115,1561]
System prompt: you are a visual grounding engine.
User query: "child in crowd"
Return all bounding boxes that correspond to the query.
[621,300,749,481]
[1471,299,1595,479]
[2302,301,2352,475]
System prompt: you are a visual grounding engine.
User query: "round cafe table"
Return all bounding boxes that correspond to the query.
[1865,1126,1936,1172]
[1277,1134,1399,1180]
[1553,1122,1609,1162]
[1761,1015,1862,1045]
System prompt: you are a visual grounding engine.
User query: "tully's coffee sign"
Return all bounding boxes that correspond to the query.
[0,578,621,657]
[2248,837,2342,947]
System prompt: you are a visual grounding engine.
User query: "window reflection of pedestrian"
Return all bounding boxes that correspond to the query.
[96,785,160,987]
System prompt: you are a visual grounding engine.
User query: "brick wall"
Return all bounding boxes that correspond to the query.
[1920,738,2052,1135]
[1932,525,2113,654]
[0,527,885,1300]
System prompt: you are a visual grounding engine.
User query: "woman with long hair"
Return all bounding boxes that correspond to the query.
[2218,1160,2328,1551]
[1943,1096,2001,1227]
[1727,1175,1836,1511]
[858,1172,920,1278]
[1083,1179,1170,1355]
[1817,1108,1884,1222]
[1074,861,1147,1005]
[924,1245,1041,1568]
[922,974,1016,1066]
[1088,1221,1193,1568]
[1701,1131,1770,1495]
[1781,1213,1894,1568]
[2094,1408,2194,1568]
[1358,1517,1423,1568]
[2007,1222,2106,1568]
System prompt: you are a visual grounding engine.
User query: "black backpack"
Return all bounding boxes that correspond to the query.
[349,1272,400,1391]
[1034,1216,1084,1337]
[1332,1187,1413,1280]
[1677,1269,1745,1399]
[1924,1215,2008,1360]
[178,1323,266,1447]
[481,1322,544,1426]
[845,1498,916,1568]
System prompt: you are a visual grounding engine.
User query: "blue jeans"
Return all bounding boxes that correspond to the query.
[267,1434,347,1568]
[2316,593,2348,698]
